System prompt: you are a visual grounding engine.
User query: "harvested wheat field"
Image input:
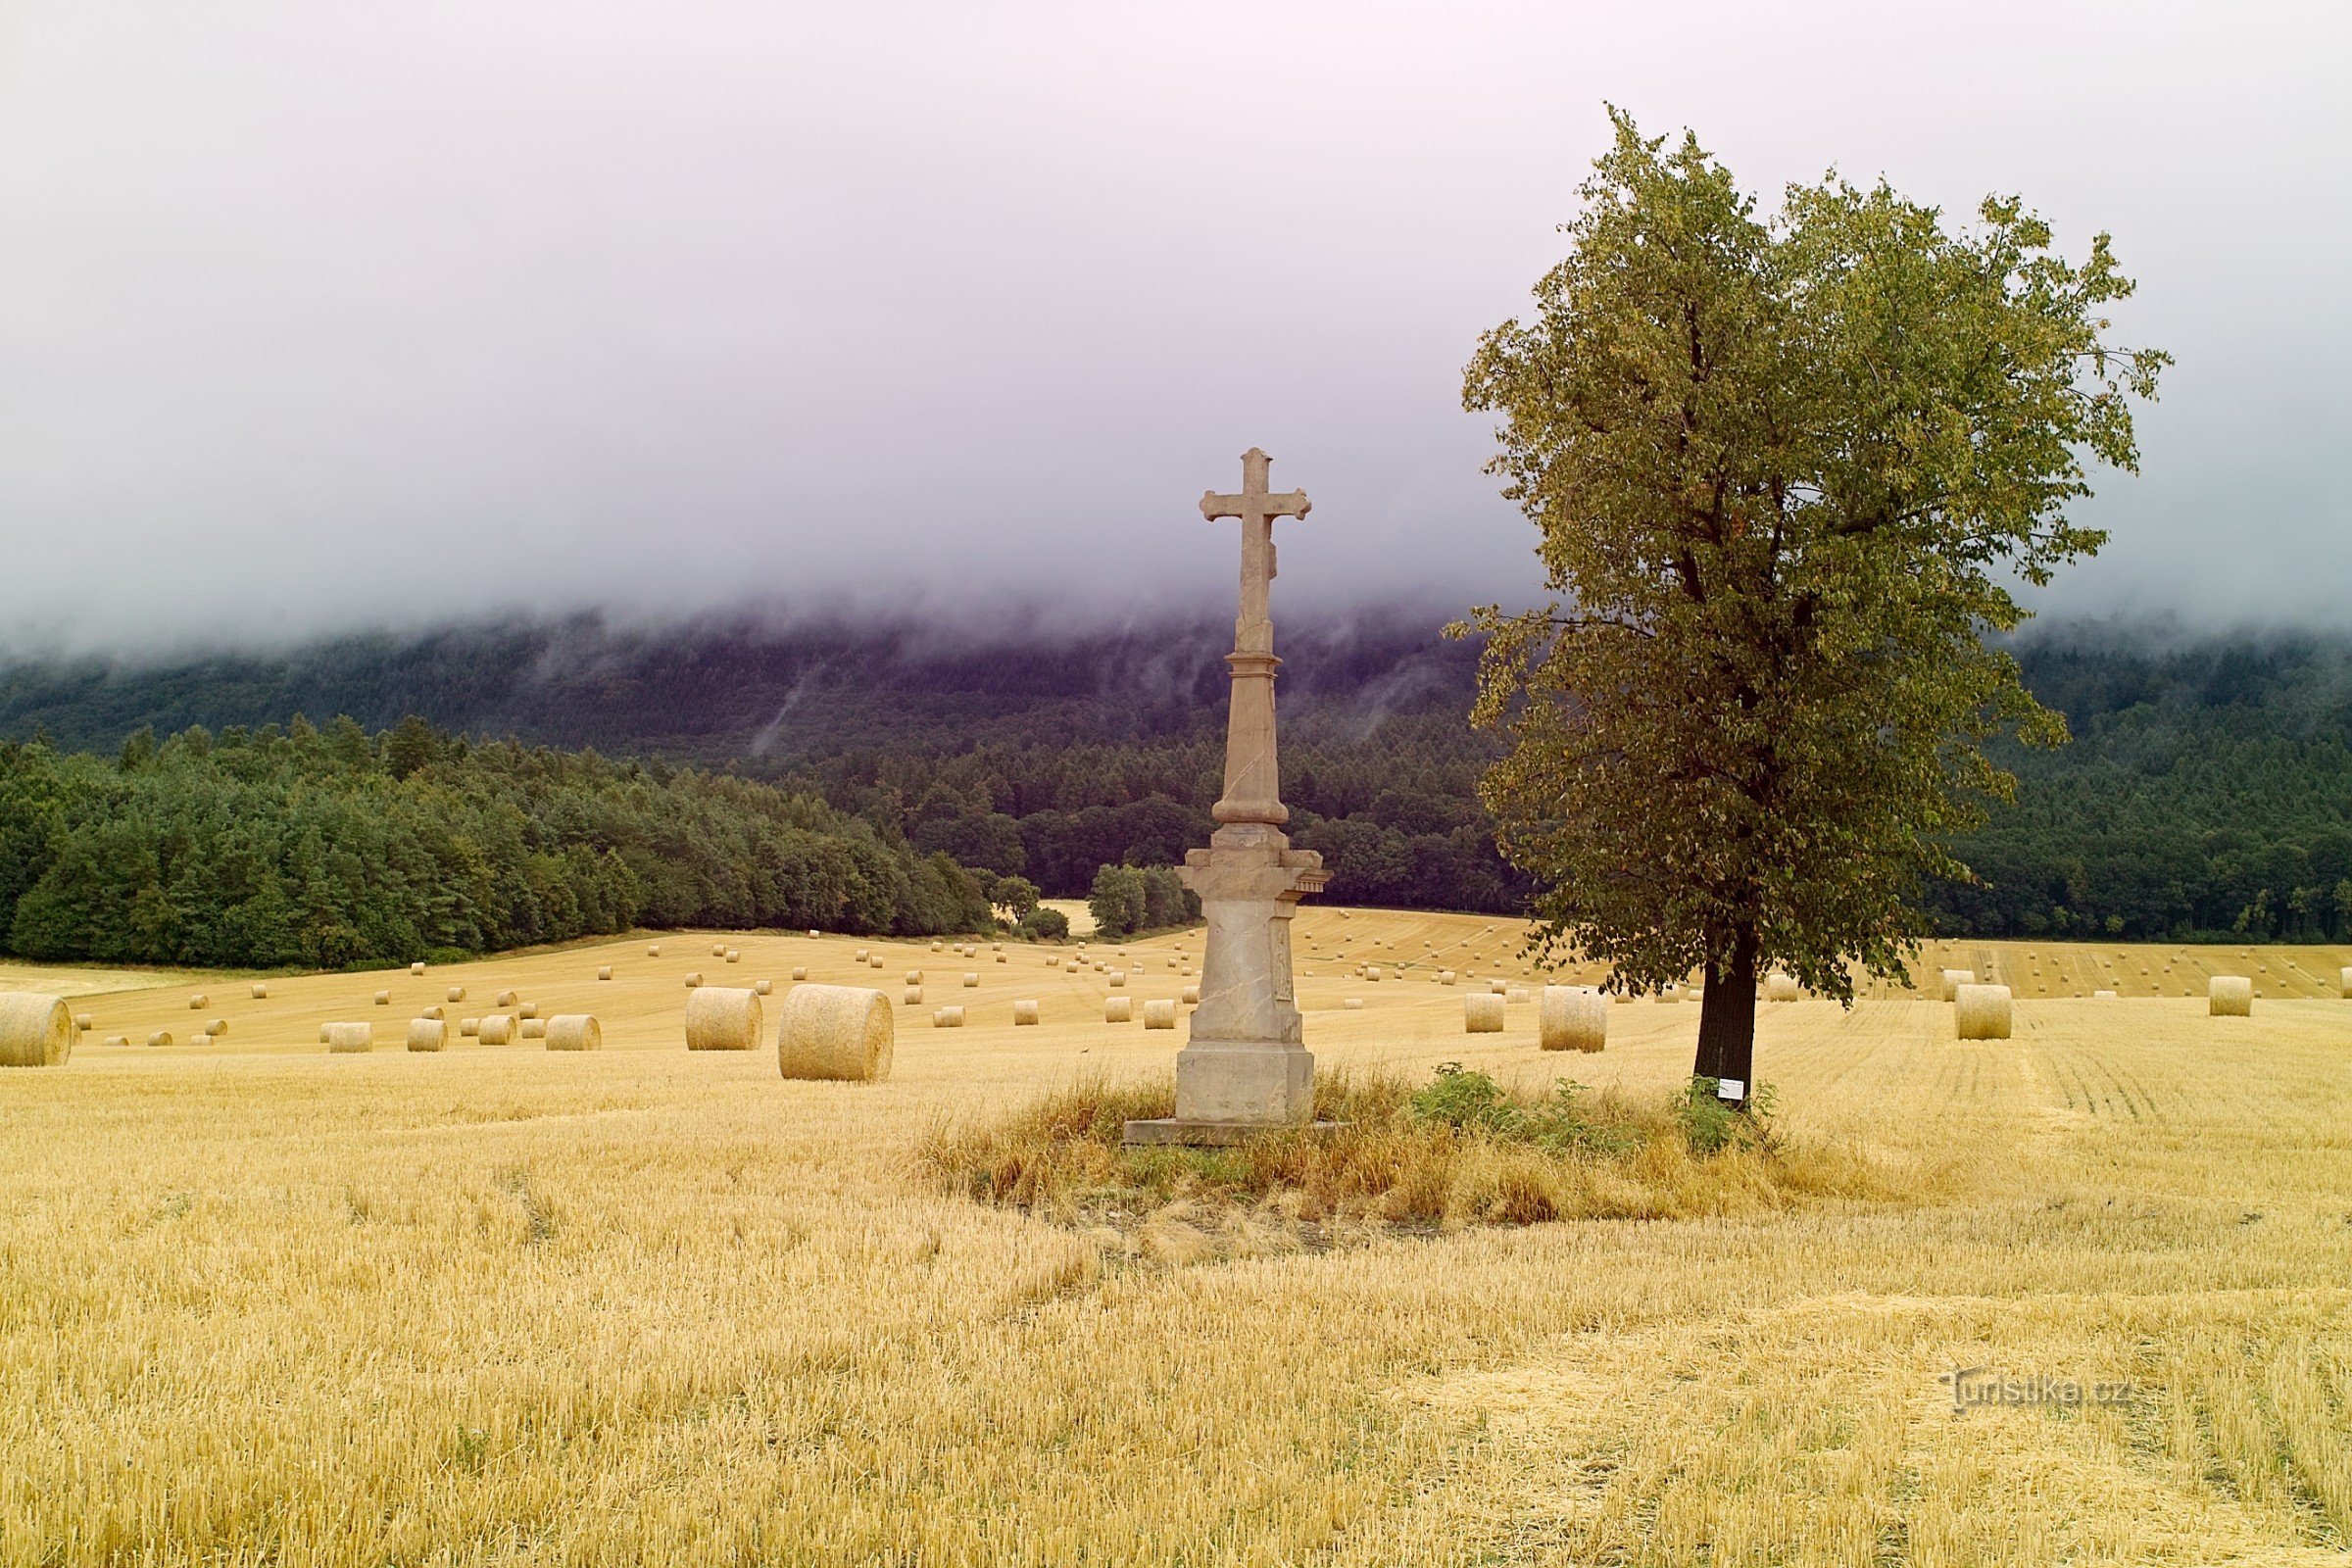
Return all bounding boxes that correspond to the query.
[4,909,2351,1564]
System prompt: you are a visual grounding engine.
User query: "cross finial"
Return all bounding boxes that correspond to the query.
[1200,448,1309,657]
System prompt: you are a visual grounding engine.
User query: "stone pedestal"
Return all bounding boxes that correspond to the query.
[1124,824,1328,1141]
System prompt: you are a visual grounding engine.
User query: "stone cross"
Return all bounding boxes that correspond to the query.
[1200,447,1310,659]
[1126,447,1330,1143]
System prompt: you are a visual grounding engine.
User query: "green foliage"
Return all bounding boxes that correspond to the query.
[988,873,1042,921]
[1678,1078,1779,1155]
[0,718,990,968]
[1086,863,1198,938]
[1458,111,2166,1068]
[1017,904,1070,942]
[1086,864,1147,938]
[1408,1063,1645,1156]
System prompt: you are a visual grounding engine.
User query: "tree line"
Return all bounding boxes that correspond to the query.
[4,614,2348,947]
[0,715,995,970]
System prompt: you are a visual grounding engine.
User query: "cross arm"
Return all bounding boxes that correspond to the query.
[1200,489,1312,521]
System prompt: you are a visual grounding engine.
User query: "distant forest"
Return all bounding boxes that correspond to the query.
[4,609,2349,946]
[0,718,994,970]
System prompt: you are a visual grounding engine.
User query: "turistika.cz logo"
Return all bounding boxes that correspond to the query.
[1938,1365,2136,1414]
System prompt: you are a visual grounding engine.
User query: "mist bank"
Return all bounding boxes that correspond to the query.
[0,604,1484,762]
[2,606,2348,763]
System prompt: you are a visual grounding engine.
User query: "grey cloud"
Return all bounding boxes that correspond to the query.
[0,0,2344,656]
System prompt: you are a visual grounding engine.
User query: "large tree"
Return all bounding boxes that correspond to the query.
[1460,111,2166,1102]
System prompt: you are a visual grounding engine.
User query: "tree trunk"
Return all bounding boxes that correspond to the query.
[1693,924,1759,1107]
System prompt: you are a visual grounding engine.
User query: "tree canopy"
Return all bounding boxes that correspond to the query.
[0,716,994,969]
[1460,110,2167,1095]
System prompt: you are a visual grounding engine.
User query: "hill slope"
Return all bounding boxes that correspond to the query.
[4,612,2349,940]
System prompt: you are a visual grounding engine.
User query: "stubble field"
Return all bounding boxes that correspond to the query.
[3,908,2349,1565]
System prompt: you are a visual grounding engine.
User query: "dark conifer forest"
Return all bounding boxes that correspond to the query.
[2,610,2347,966]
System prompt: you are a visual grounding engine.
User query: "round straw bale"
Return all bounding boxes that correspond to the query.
[808,929,819,940]
[992,942,1004,952]
[755,979,772,996]
[422,1004,444,1020]
[447,986,466,1004]
[372,991,389,1006]
[1100,996,1134,1023]
[541,1020,597,1053]
[1013,1000,1040,1025]
[933,1005,964,1028]
[996,954,1006,963]
[904,986,922,1006]
[1540,987,1608,1053]
[1143,999,1176,1030]
[1367,966,1383,982]
[518,1019,547,1040]
[410,962,425,976]
[1938,968,1974,1002]
[1181,985,1200,1004]
[960,971,979,989]
[791,966,807,981]
[1464,994,1505,1033]
[1764,973,1800,1002]
[765,981,897,1087]
[250,983,269,1000]
[1486,978,1506,996]
[2339,965,2351,997]
[1440,970,1455,985]
[855,948,870,962]
[147,1030,173,1048]
[2093,989,2117,1000]
[495,990,517,1007]
[1954,984,2013,1040]
[1344,998,1364,1010]
[930,941,943,952]
[597,966,612,981]
[0,994,74,1066]
[324,1022,371,1054]
[1506,987,1530,1005]
[189,994,207,1009]
[205,1018,227,1036]
[407,1018,446,1053]
[103,1036,127,1049]
[72,1011,93,1032]
[685,986,762,1051]
[477,1014,515,1046]
[905,970,924,986]
[725,950,741,964]
[2209,976,2253,1016]
[512,1002,536,1020]
[712,943,727,957]
[684,972,704,988]
[460,1017,479,1036]
[648,944,662,957]
[867,956,883,969]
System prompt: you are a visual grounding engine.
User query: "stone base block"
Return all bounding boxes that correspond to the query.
[1171,1041,1314,1125]
[1123,1116,1347,1148]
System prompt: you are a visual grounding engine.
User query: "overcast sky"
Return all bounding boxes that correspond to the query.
[1,1,2344,655]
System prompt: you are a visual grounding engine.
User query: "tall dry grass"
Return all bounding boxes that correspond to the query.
[922,1066,1902,1235]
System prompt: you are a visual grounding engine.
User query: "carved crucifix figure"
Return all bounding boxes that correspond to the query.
[1200,446,1310,659]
